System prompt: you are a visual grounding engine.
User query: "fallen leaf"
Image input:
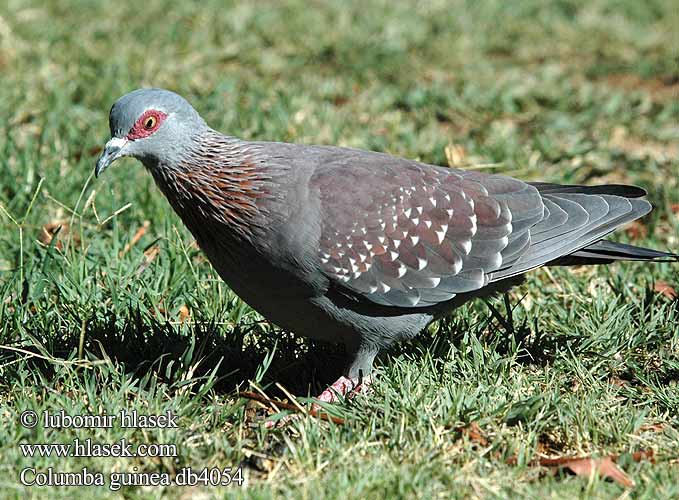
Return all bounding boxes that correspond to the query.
[178,305,190,323]
[638,423,665,433]
[609,376,628,387]
[507,450,654,487]
[628,449,655,463]
[654,281,677,300]
[136,245,160,275]
[333,95,349,106]
[562,456,633,488]
[458,422,488,446]
[120,220,150,256]
[625,221,648,241]
[38,221,79,250]
[445,143,467,168]
[239,391,345,425]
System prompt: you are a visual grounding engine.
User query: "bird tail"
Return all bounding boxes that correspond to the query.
[548,240,679,266]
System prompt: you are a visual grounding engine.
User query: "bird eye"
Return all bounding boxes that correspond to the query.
[144,116,157,130]
[126,109,167,140]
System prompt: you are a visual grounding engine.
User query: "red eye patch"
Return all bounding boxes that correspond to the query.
[127,110,168,140]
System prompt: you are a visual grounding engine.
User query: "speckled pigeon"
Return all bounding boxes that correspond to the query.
[95,88,677,404]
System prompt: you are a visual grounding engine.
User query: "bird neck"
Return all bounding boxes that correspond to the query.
[148,131,275,244]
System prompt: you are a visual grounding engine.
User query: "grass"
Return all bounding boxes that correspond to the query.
[0,0,678,497]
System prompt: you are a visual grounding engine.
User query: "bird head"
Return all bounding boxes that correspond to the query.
[95,88,207,177]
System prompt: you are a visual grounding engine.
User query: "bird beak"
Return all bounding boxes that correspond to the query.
[95,137,128,178]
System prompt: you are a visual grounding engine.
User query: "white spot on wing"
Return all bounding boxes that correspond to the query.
[435,224,448,244]
[410,235,419,246]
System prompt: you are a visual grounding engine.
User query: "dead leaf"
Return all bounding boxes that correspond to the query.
[562,456,633,488]
[458,422,488,446]
[625,221,648,241]
[654,281,677,300]
[136,245,160,275]
[639,423,665,433]
[609,376,628,387]
[178,305,190,323]
[445,143,467,168]
[333,95,349,106]
[507,450,654,487]
[604,74,679,102]
[239,391,345,425]
[38,220,79,250]
[120,220,150,256]
[629,449,655,463]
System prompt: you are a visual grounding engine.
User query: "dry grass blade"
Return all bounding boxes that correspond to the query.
[239,391,345,425]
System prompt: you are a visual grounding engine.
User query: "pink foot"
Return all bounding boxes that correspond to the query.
[264,375,371,428]
[314,375,370,405]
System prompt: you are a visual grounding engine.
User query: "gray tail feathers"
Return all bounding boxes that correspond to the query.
[549,240,679,266]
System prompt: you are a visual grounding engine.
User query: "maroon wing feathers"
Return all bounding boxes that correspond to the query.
[312,156,544,307]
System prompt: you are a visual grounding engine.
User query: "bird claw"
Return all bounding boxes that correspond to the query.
[263,375,371,429]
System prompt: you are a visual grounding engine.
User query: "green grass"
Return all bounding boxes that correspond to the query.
[1,0,678,497]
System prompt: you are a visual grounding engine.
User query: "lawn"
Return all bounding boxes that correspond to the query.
[1,0,678,498]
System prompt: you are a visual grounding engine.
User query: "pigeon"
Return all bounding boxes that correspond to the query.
[95,88,677,404]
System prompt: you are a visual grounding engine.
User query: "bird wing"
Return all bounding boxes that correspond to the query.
[310,149,649,308]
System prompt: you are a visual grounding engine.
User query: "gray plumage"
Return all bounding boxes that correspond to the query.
[95,88,677,382]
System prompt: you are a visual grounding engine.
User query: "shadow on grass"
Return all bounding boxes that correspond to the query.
[8,293,600,399]
[388,294,586,370]
[11,306,352,399]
